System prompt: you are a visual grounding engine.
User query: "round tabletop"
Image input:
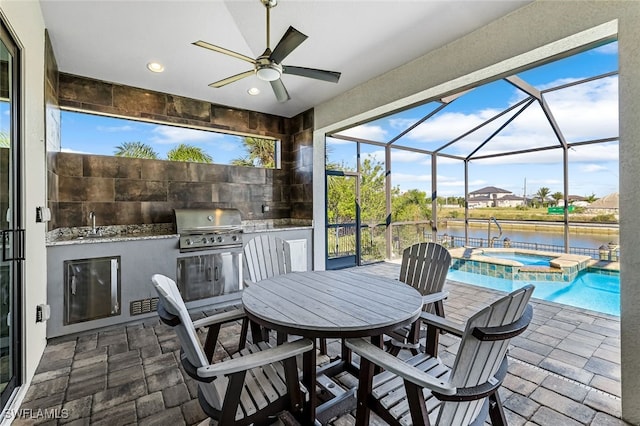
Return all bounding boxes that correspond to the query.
[242,270,423,339]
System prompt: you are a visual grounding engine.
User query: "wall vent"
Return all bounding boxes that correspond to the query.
[130,297,159,316]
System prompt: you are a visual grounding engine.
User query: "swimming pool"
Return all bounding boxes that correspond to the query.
[476,252,554,266]
[448,268,620,316]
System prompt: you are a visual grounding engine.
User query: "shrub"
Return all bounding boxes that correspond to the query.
[592,214,617,223]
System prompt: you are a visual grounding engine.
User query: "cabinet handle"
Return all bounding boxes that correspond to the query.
[71,276,76,295]
[214,266,219,281]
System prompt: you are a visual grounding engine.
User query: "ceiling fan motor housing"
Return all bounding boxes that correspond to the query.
[256,57,283,81]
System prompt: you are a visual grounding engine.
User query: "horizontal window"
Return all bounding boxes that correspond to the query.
[60,110,280,169]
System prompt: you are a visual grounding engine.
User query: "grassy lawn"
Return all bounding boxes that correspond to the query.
[439,207,618,223]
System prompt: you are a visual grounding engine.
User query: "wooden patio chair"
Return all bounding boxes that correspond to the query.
[387,242,451,356]
[151,274,313,425]
[242,235,327,354]
[346,284,534,426]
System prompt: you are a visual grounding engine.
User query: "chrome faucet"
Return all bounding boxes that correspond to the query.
[87,211,102,237]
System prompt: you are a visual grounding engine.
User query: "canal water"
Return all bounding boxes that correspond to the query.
[440,223,618,250]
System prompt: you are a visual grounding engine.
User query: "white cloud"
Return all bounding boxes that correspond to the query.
[61,147,91,154]
[97,125,134,132]
[594,42,618,55]
[150,125,223,145]
[580,164,608,173]
[335,124,388,142]
[393,173,430,183]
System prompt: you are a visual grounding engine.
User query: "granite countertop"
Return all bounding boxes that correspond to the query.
[46,223,178,246]
[242,224,313,233]
[47,219,313,246]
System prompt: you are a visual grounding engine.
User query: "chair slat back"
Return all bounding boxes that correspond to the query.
[243,235,291,282]
[437,284,534,425]
[399,242,451,297]
[151,274,223,410]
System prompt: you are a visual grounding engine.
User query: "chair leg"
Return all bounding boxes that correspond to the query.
[355,357,374,426]
[488,391,507,426]
[318,338,327,355]
[239,318,248,349]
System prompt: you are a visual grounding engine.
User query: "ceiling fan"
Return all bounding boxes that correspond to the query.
[193,0,341,103]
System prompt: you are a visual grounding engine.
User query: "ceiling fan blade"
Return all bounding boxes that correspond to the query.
[193,40,256,64]
[282,65,341,83]
[270,26,307,64]
[270,79,290,103]
[209,70,255,88]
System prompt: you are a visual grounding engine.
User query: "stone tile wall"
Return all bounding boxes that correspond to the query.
[48,74,313,229]
[48,152,291,229]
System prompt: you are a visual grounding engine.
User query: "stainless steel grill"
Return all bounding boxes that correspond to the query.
[174,208,244,302]
[174,208,243,252]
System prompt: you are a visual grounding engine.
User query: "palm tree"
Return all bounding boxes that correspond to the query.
[551,191,563,206]
[535,187,550,207]
[232,137,275,168]
[166,143,213,163]
[114,141,159,159]
[230,157,255,167]
[585,193,599,203]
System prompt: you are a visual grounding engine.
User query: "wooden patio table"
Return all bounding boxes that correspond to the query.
[242,269,423,425]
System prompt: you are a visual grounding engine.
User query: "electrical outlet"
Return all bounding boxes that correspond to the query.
[36,304,50,322]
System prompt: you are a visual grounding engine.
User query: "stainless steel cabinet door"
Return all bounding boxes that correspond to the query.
[64,257,121,324]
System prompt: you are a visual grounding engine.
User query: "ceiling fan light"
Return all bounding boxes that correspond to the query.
[256,65,281,82]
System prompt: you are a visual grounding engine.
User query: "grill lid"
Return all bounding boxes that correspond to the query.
[174,208,242,234]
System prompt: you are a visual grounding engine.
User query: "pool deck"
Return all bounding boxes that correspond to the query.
[14,261,627,425]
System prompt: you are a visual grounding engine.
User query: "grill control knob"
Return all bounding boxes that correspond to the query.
[185,238,192,245]
[201,237,207,244]
[217,236,223,243]
[210,237,216,243]
[231,235,238,242]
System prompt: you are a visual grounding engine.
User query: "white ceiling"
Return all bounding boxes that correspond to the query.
[39,0,530,118]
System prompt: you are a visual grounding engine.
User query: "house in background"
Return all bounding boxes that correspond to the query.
[467,186,526,208]
[559,195,590,207]
[588,192,619,216]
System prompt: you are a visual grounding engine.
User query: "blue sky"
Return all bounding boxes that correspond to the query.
[328,42,619,198]
[61,111,247,163]
[60,41,618,199]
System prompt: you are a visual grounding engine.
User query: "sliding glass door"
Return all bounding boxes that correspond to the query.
[0,19,22,408]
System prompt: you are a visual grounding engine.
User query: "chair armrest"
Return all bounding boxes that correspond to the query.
[192,307,246,330]
[420,312,465,336]
[197,338,314,378]
[345,338,456,395]
[422,290,449,305]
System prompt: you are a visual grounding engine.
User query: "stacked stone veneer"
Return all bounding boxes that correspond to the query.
[47,73,314,229]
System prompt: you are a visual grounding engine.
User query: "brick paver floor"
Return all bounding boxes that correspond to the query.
[14,262,629,425]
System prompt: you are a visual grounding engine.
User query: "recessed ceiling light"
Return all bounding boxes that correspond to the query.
[247,87,260,96]
[147,62,164,73]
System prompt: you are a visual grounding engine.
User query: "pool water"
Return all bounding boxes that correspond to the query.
[478,252,554,266]
[448,268,620,316]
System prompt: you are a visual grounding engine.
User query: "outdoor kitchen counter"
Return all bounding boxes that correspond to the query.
[242,218,312,233]
[46,232,179,246]
[46,224,178,246]
[242,224,312,233]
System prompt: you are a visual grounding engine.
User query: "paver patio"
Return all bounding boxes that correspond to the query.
[14,262,628,425]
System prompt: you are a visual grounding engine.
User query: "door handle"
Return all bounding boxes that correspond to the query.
[1,229,25,262]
